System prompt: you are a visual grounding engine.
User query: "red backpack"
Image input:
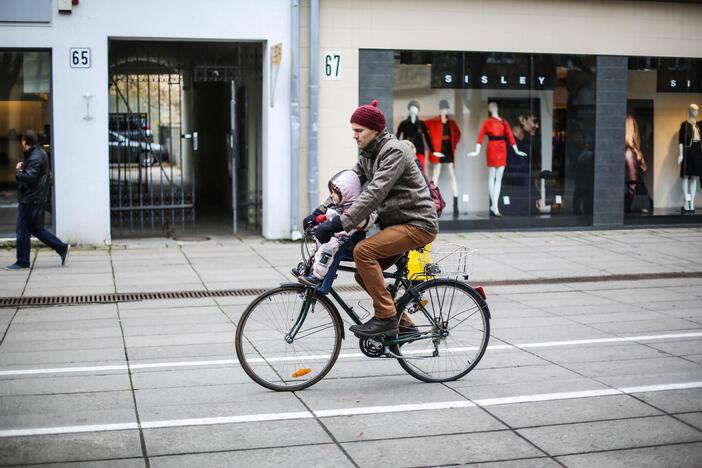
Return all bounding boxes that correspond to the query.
[415,159,446,217]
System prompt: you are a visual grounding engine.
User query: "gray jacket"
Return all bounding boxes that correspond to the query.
[336,130,438,234]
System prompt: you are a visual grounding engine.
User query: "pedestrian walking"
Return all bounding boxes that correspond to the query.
[5,130,70,270]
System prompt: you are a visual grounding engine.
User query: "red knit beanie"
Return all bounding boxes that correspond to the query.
[350,100,386,132]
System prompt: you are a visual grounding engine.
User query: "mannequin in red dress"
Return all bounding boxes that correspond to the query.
[425,99,461,217]
[467,101,527,217]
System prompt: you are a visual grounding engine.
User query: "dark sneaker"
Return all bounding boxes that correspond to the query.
[4,263,29,271]
[60,244,71,267]
[291,261,309,278]
[298,273,323,287]
[350,317,399,337]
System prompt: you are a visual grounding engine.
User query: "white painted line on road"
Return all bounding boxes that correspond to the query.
[619,381,702,394]
[474,388,623,406]
[1,330,700,378]
[0,422,138,438]
[0,364,129,376]
[314,400,476,417]
[140,411,313,429]
[1,380,700,438]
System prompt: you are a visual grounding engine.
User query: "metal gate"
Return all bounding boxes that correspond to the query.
[108,41,262,237]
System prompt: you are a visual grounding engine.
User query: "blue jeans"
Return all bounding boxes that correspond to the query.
[318,230,366,294]
[16,203,67,267]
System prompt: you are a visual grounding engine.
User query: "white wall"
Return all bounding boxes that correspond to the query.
[0,0,292,243]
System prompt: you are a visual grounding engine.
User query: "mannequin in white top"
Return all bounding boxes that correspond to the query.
[678,104,700,213]
[467,102,527,217]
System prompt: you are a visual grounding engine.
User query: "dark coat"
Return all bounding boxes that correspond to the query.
[16,145,51,205]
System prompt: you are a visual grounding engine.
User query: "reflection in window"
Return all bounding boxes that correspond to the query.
[0,50,52,235]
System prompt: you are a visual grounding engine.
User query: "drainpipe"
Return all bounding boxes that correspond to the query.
[290,0,301,240]
[308,0,319,213]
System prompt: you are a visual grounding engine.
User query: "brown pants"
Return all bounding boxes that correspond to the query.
[353,224,437,320]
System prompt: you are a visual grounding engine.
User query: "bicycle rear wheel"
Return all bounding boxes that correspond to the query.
[394,279,490,383]
[235,285,342,391]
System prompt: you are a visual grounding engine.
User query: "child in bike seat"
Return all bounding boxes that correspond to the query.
[292,170,377,288]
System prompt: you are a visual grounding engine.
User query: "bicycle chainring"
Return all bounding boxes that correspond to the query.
[359,336,386,358]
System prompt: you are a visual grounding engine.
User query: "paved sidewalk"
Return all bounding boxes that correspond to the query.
[2,228,702,298]
[0,228,701,467]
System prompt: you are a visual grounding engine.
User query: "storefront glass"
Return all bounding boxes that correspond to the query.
[626,56,702,220]
[388,50,596,228]
[0,50,52,236]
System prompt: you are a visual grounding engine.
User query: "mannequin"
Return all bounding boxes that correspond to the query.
[467,101,527,217]
[396,100,434,171]
[425,99,461,217]
[678,103,701,213]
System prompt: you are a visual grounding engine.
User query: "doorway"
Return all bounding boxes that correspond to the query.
[108,40,262,237]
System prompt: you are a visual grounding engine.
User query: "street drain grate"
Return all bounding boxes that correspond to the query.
[0,288,270,308]
[1,271,701,308]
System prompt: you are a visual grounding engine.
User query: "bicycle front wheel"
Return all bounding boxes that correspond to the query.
[395,279,490,383]
[235,285,342,391]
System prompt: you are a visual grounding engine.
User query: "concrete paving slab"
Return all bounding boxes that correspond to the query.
[631,388,702,413]
[645,338,702,356]
[9,318,120,332]
[0,373,131,396]
[298,375,464,411]
[126,343,234,362]
[563,356,702,379]
[144,419,335,456]
[0,430,143,465]
[121,323,234,337]
[341,431,545,466]
[486,394,662,428]
[530,343,668,364]
[124,331,233,348]
[148,443,352,468]
[1,336,126,353]
[518,415,702,456]
[490,324,612,342]
[462,458,561,468]
[584,318,702,335]
[677,412,702,431]
[556,441,702,468]
[447,376,611,401]
[5,327,123,341]
[134,382,305,420]
[13,304,119,322]
[130,366,248,389]
[0,348,126,366]
[0,391,136,429]
[322,406,506,442]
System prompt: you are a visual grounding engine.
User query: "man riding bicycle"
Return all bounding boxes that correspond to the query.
[312,100,438,337]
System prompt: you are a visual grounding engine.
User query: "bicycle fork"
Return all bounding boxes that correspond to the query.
[285,287,316,343]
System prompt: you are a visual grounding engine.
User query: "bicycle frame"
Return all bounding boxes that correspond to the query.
[286,253,446,348]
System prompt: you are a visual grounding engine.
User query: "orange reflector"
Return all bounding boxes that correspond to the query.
[421,299,429,306]
[292,368,312,378]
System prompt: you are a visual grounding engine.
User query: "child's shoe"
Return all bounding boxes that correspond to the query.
[298,273,323,287]
[290,262,308,278]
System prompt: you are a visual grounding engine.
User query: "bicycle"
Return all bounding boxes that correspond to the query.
[234,232,491,391]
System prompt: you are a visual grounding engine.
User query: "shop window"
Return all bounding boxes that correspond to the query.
[388,50,596,228]
[627,57,702,219]
[0,50,52,236]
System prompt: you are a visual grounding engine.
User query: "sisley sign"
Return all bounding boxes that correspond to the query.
[430,52,556,90]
